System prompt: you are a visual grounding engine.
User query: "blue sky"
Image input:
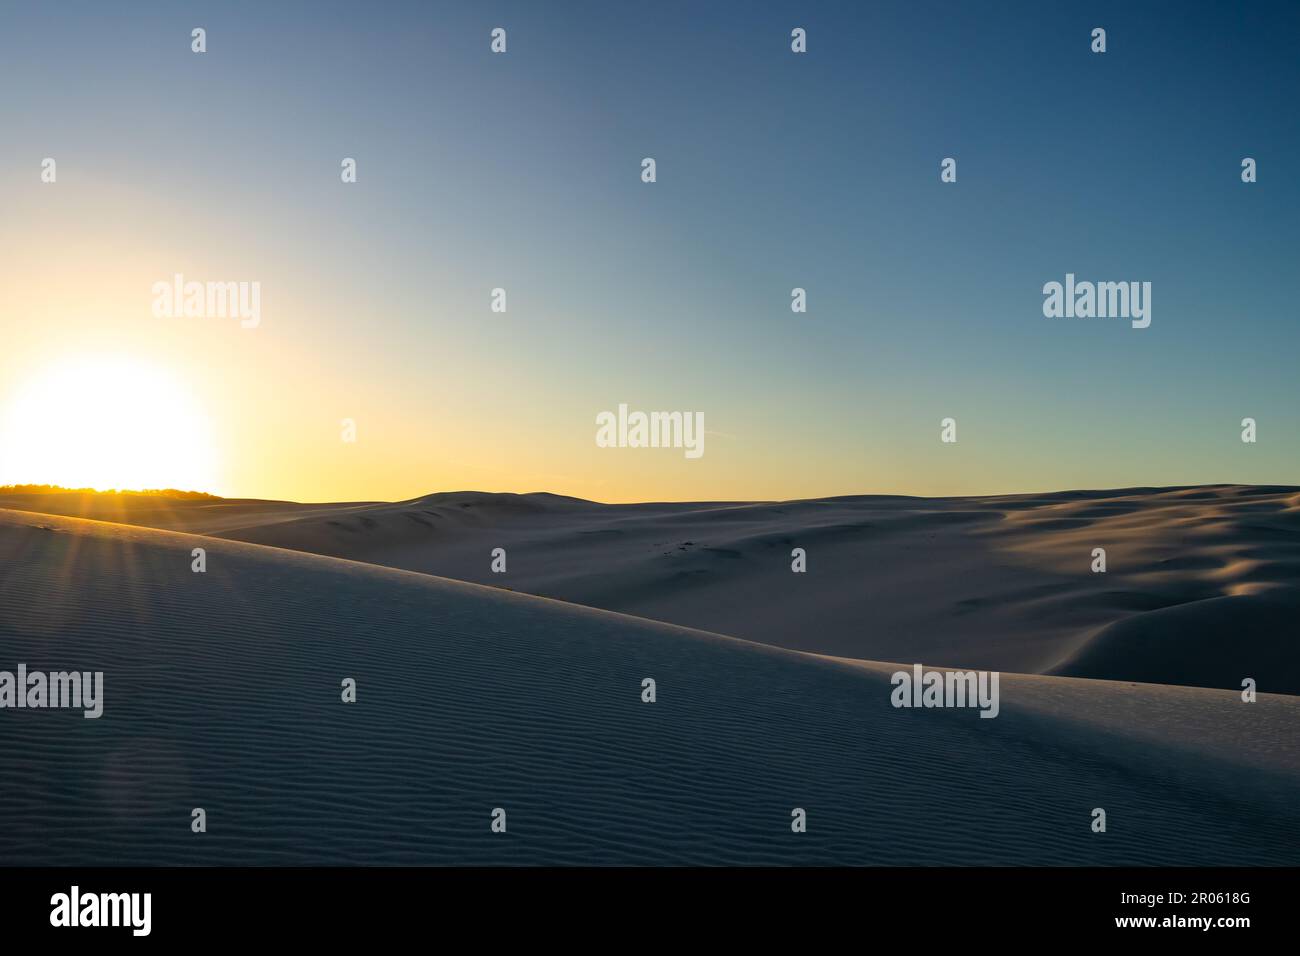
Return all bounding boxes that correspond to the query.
[1,1,1297,500]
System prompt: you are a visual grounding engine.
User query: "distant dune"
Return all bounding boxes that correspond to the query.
[0,489,381,535]
[20,484,1281,695]
[1,508,1297,865]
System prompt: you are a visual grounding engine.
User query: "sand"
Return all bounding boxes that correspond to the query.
[39,484,1287,695]
[0,490,381,535]
[1,507,1297,865]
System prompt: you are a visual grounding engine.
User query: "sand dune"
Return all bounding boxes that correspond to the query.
[0,489,381,535]
[138,485,1300,695]
[7,485,1296,695]
[1,507,1297,865]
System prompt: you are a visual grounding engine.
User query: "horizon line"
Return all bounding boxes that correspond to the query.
[4,481,1298,508]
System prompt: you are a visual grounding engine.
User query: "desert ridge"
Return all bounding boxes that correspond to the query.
[4,485,1297,693]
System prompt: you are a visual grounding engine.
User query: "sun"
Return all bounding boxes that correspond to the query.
[0,354,219,493]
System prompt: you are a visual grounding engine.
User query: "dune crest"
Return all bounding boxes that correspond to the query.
[5,485,1295,692]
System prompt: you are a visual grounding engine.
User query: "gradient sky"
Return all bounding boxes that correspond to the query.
[1,0,1297,502]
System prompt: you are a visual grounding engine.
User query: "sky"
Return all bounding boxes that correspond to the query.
[1,0,1297,503]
